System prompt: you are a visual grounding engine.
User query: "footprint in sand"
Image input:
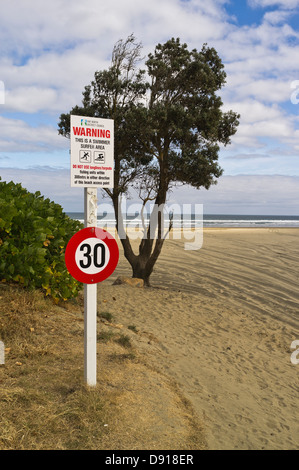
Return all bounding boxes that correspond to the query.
[235,414,253,425]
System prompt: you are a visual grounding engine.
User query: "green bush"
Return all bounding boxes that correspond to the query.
[0,179,83,302]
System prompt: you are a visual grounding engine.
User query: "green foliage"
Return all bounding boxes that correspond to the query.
[0,180,83,302]
[146,39,240,192]
[98,311,114,322]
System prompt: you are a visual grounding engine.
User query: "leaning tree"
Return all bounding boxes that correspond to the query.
[58,35,239,286]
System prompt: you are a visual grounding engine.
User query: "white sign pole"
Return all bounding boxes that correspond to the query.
[84,187,98,386]
[70,115,114,387]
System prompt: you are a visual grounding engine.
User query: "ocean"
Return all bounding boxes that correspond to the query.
[67,212,299,229]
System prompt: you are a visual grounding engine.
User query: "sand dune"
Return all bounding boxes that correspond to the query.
[98,228,299,450]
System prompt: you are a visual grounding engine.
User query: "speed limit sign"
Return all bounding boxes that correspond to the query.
[65,227,119,284]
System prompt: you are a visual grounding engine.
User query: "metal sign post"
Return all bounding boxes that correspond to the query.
[68,115,115,388]
[65,221,119,389]
[84,187,98,386]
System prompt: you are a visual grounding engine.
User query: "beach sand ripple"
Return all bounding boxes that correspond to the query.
[99,228,299,450]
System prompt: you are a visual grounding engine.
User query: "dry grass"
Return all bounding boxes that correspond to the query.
[0,282,207,450]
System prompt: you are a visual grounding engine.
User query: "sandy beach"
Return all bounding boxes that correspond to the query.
[98,227,299,450]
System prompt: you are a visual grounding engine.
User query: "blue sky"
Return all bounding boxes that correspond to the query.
[1,0,299,214]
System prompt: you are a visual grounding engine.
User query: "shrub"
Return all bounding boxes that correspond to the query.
[0,179,83,302]
[98,311,114,323]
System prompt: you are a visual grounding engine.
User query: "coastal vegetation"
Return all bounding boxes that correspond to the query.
[0,179,83,302]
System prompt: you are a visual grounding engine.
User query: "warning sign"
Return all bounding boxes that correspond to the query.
[70,115,114,188]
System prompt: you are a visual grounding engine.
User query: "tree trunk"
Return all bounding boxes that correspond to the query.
[131,255,151,287]
[130,235,165,286]
[112,151,168,287]
[132,188,168,286]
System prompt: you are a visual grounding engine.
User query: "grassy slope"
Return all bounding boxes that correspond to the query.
[0,283,206,450]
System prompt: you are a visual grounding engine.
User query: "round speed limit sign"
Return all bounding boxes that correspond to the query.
[65,227,119,284]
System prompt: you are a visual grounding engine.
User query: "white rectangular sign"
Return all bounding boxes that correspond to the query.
[70,115,114,188]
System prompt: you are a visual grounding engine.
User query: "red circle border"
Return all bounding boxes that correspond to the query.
[65,227,119,284]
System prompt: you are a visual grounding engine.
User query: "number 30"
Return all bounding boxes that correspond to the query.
[79,243,106,269]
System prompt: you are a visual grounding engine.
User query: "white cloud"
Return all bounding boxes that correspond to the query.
[1,168,298,215]
[0,116,66,152]
[224,73,294,104]
[0,167,83,212]
[221,98,298,154]
[0,0,228,57]
[1,1,298,116]
[0,0,299,205]
[263,9,294,24]
[0,0,230,117]
[174,175,299,214]
[225,100,283,123]
[249,0,299,7]
[5,87,58,113]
